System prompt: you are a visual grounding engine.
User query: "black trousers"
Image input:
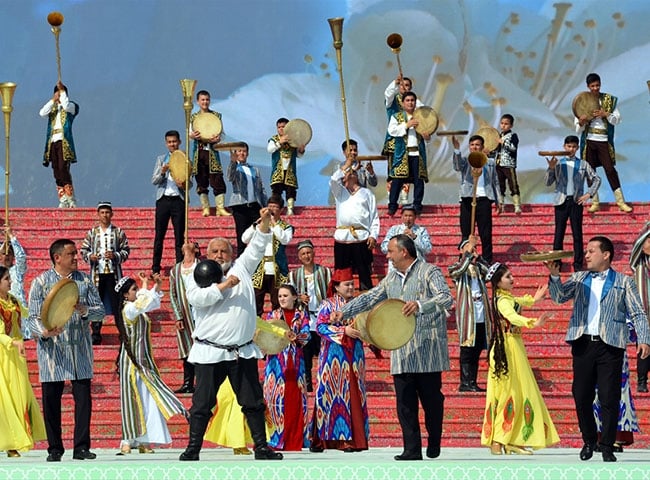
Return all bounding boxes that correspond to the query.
[97,273,119,316]
[189,358,268,448]
[571,336,624,448]
[302,329,321,382]
[334,241,373,291]
[271,181,297,202]
[254,274,280,317]
[195,150,226,196]
[152,195,185,274]
[393,372,444,453]
[388,155,425,212]
[496,165,519,196]
[42,379,92,455]
[585,140,621,192]
[459,322,487,366]
[553,197,584,270]
[459,197,493,264]
[231,202,261,257]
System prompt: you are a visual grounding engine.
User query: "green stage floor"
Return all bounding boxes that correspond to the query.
[4,448,650,480]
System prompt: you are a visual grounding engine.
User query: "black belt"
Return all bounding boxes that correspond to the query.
[195,338,254,352]
[582,334,601,342]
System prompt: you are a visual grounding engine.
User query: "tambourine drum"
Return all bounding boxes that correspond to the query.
[253,318,290,355]
[475,126,500,152]
[412,106,439,136]
[193,112,223,142]
[572,92,599,119]
[353,311,373,345]
[168,150,189,183]
[538,151,570,157]
[436,130,469,136]
[520,250,574,263]
[284,119,312,148]
[365,299,416,350]
[41,278,79,330]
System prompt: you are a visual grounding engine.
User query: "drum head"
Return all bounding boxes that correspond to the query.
[572,91,599,119]
[284,119,312,148]
[520,250,574,263]
[41,278,79,330]
[366,299,415,350]
[254,318,290,355]
[353,311,373,345]
[412,106,439,136]
[476,126,500,152]
[169,150,189,183]
[193,112,223,141]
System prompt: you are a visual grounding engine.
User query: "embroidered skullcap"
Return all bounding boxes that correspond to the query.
[114,276,131,293]
[485,262,502,282]
[97,201,112,211]
[401,204,416,213]
[296,239,314,252]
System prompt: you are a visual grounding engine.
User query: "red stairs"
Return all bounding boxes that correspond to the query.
[15,202,650,449]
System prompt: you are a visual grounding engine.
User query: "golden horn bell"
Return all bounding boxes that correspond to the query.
[387,33,402,51]
[468,151,487,169]
[47,11,64,27]
[328,17,344,49]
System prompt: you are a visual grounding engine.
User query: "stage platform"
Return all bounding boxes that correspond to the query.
[5,447,650,480]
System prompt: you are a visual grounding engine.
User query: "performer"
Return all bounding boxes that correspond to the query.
[546,236,650,462]
[241,194,293,316]
[268,117,304,215]
[544,135,601,272]
[263,284,310,451]
[151,130,188,275]
[630,222,650,393]
[227,143,267,257]
[341,139,377,189]
[190,90,229,217]
[179,208,282,461]
[0,266,46,458]
[39,81,79,208]
[492,114,521,214]
[451,134,500,264]
[288,239,332,392]
[27,239,104,462]
[169,242,201,394]
[386,92,429,216]
[330,159,379,292]
[575,72,632,213]
[80,201,131,345]
[448,235,490,392]
[381,204,432,269]
[481,263,559,454]
[310,268,369,453]
[333,235,453,460]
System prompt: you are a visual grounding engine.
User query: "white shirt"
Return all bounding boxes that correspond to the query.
[39,91,74,143]
[241,221,293,275]
[574,102,620,143]
[586,271,608,335]
[388,114,418,147]
[329,169,380,243]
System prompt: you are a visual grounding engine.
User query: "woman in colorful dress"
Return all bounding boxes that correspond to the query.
[263,284,310,451]
[115,273,187,455]
[0,266,46,457]
[310,268,369,452]
[481,263,559,454]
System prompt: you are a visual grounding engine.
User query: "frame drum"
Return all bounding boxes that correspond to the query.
[412,106,439,136]
[41,278,79,330]
[365,299,415,350]
[284,119,312,148]
[168,150,189,184]
[572,91,599,119]
[475,126,500,152]
[253,318,290,355]
[193,111,223,142]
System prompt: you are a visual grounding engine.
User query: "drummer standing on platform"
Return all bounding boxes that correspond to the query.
[331,234,453,460]
[26,239,104,462]
[387,92,429,216]
[39,81,79,208]
[268,117,304,216]
[190,90,229,217]
[575,73,632,213]
[151,130,188,275]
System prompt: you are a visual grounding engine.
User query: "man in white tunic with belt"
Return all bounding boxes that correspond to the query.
[179,207,283,461]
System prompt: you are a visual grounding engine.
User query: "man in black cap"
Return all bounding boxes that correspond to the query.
[80,201,130,345]
[288,239,331,391]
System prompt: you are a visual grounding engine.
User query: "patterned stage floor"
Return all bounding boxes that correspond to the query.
[4,447,650,480]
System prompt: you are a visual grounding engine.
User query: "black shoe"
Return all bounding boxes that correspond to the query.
[73,449,97,460]
[306,384,313,393]
[92,334,102,345]
[601,446,617,463]
[309,446,324,453]
[46,452,62,462]
[638,383,648,393]
[579,443,595,461]
[458,383,481,392]
[394,450,422,461]
[426,445,440,459]
[387,208,396,216]
[174,384,195,394]
[254,446,283,460]
[179,450,200,461]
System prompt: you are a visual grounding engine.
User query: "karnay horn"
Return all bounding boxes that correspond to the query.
[47,11,65,82]
[328,17,351,150]
[386,33,404,77]
[179,78,197,243]
[0,82,16,248]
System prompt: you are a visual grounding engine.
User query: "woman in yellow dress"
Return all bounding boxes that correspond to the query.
[0,266,46,457]
[481,262,559,454]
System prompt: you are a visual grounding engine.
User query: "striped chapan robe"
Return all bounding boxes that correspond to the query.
[169,261,196,359]
[119,288,187,443]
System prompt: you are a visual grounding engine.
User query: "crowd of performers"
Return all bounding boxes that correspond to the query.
[1,66,646,463]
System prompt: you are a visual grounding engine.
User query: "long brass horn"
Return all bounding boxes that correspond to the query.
[467,152,487,234]
[386,33,404,77]
[0,82,16,252]
[179,78,197,243]
[47,12,65,82]
[328,17,351,150]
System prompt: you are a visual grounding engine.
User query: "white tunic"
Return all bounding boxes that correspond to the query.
[329,169,380,243]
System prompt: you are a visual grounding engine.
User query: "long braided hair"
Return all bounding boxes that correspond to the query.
[114,277,141,373]
[488,263,509,379]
